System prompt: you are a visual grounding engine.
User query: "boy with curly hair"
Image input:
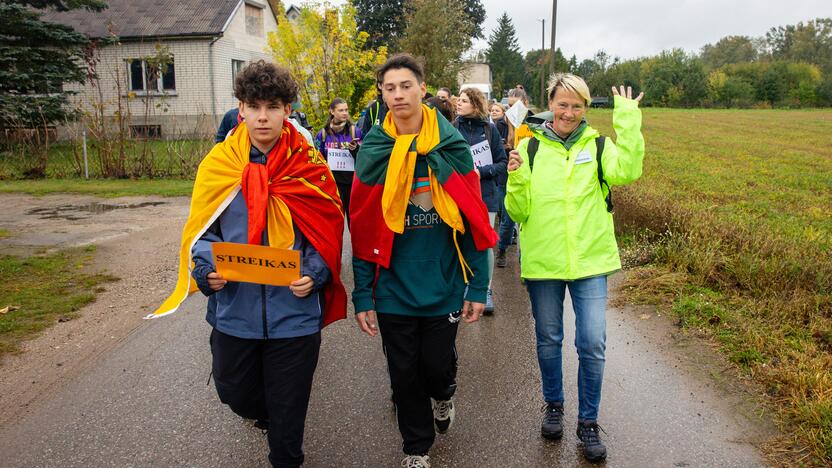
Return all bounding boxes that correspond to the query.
[151,60,347,467]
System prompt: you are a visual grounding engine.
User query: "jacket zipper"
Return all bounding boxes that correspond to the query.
[261,284,268,339]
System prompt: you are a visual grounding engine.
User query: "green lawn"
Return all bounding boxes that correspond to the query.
[0,178,194,197]
[0,247,118,358]
[591,108,832,464]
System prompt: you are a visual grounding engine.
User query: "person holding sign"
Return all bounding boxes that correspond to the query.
[505,74,645,463]
[314,98,363,225]
[150,60,347,468]
[453,87,507,315]
[350,54,496,468]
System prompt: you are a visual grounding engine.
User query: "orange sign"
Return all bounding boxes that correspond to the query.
[211,242,301,286]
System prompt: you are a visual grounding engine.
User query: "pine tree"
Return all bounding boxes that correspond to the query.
[0,0,106,131]
[485,13,524,99]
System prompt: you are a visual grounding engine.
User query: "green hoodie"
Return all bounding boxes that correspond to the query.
[352,156,489,316]
[505,95,645,280]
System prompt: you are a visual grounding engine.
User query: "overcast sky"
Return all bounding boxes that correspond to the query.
[473,0,832,61]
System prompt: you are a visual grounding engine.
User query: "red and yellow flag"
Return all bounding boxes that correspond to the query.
[149,120,347,327]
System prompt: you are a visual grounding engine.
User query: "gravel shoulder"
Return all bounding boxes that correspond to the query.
[0,193,189,427]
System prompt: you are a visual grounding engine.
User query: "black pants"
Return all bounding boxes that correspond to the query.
[377,312,460,455]
[337,181,352,228]
[210,328,321,468]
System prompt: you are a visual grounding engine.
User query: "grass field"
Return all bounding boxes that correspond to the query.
[589,108,832,465]
[0,247,118,358]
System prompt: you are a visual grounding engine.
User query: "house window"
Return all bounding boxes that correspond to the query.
[127,59,176,93]
[245,3,264,36]
[232,60,245,91]
[130,125,162,138]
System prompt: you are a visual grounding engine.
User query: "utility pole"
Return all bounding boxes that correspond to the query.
[545,0,557,105]
[538,18,545,108]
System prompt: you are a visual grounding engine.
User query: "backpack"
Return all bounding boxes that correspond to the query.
[526,136,613,212]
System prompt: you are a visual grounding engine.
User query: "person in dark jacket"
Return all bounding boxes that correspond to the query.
[489,102,509,145]
[356,82,389,136]
[454,87,507,315]
[314,97,362,226]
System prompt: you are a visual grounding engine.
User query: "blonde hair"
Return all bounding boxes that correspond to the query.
[459,87,489,120]
[547,73,592,106]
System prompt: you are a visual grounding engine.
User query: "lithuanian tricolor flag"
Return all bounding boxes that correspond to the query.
[149,120,347,327]
[350,104,497,269]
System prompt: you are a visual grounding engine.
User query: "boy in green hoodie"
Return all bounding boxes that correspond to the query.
[350,54,495,468]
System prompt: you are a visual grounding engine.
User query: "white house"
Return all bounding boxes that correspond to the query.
[458,62,493,101]
[44,0,285,139]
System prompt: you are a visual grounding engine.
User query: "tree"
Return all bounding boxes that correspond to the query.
[399,0,471,89]
[0,0,106,130]
[352,0,409,51]
[485,13,523,99]
[461,0,487,40]
[766,18,832,74]
[523,47,571,108]
[352,0,486,50]
[269,2,388,129]
[0,0,106,176]
[700,35,758,69]
[640,49,707,107]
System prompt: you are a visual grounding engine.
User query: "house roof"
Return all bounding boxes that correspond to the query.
[40,0,249,40]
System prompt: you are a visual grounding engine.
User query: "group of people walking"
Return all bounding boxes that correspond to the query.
[156,51,645,467]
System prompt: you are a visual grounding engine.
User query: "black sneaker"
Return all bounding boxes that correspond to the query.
[253,419,269,431]
[496,249,507,268]
[540,402,564,439]
[576,421,607,462]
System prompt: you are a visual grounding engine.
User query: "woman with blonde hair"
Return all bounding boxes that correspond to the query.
[505,73,644,462]
[454,87,507,315]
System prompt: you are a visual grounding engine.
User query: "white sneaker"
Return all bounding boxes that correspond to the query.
[401,454,430,468]
[431,397,455,434]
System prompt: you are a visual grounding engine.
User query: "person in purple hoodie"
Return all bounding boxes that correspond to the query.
[315,98,363,227]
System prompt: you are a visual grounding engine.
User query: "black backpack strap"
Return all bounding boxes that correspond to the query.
[483,121,492,145]
[527,137,540,171]
[595,136,613,212]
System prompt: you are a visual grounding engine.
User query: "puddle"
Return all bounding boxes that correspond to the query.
[26,202,167,221]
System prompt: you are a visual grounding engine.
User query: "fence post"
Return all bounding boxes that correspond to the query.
[82,129,89,179]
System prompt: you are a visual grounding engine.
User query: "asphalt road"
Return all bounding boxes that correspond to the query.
[0,236,772,467]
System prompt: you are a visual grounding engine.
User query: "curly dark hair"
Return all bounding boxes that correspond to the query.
[376,53,425,85]
[233,60,298,105]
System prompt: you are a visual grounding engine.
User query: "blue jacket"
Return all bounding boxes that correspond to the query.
[454,116,507,212]
[216,108,239,143]
[191,146,331,340]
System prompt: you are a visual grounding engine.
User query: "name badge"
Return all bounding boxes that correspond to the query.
[470,139,493,168]
[327,148,354,171]
[575,151,593,165]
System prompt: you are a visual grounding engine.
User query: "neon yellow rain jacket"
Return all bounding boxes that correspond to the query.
[505,95,645,280]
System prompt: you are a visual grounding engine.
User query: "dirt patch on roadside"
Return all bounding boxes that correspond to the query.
[0,194,189,428]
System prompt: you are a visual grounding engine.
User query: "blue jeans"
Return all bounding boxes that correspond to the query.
[496,186,515,251]
[525,276,607,422]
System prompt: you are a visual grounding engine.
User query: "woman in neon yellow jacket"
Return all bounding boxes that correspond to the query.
[505,73,644,463]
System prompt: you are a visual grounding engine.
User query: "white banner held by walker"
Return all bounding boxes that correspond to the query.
[505,100,529,128]
[327,148,354,172]
[470,139,493,168]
